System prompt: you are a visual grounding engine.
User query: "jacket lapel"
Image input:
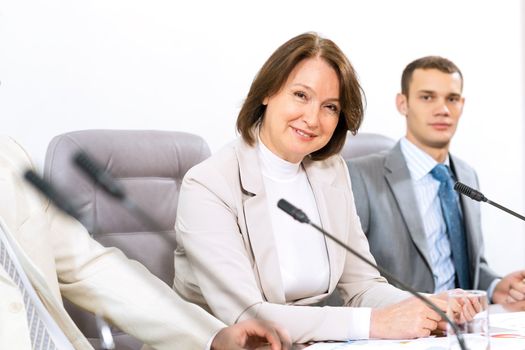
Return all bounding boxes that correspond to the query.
[303,157,346,294]
[384,144,433,272]
[236,141,286,304]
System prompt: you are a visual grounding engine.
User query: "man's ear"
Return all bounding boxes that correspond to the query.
[396,93,408,115]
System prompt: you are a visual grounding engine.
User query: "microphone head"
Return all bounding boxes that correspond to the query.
[277,199,310,224]
[454,182,487,202]
[74,151,125,199]
[24,169,82,220]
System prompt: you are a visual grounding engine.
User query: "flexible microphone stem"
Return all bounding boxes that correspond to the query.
[486,200,525,221]
[454,181,525,292]
[120,198,162,232]
[277,199,467,350]
[454,182,525,222]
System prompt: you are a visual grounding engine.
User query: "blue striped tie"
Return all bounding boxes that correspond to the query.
[430,164,471,289]
[0,239,56,350]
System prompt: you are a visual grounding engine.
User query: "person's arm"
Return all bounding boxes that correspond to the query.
[6,143,223,348]
[46,206,226,349]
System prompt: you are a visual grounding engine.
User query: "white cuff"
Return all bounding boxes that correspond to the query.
[205,330,221,350]
[347,307,371,340]
[487,278,501,303]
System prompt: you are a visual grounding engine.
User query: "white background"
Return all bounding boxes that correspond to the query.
[1,0,523,275]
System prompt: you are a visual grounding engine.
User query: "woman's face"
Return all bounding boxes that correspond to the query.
[259,57,340,163]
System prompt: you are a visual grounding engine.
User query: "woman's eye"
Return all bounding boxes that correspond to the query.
[326,104,339,114]
[294,91,307,99]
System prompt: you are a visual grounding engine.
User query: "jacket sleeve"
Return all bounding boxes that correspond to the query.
[7,136,224,350]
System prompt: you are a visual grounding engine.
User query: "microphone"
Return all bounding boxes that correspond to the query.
[74,152,126,200]
[73,151,161,231]
[454,182,525,222]
[24,170,82,221]
[277,199,467,350]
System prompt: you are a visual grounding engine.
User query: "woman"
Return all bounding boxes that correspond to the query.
[173,32,445,343]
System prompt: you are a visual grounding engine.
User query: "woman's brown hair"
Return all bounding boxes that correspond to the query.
[236,32,364,160]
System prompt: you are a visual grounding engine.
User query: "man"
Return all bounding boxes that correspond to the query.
[0,135,290,349]
[347,56,525,305]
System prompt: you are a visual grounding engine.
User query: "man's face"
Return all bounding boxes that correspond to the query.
[397,68,465,153]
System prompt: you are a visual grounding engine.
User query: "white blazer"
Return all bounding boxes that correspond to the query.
[0,136,223,350]
[174,138,408,343]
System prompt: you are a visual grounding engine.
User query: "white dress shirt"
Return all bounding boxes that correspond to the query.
[400,137,456,292]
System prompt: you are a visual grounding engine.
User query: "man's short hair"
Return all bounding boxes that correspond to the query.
[401,56,463,96]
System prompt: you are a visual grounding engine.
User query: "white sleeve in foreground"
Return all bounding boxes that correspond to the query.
[205,334,214,350]
[347,307,371,340]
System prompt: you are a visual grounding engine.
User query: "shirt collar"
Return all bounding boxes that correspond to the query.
[400,137,450,181]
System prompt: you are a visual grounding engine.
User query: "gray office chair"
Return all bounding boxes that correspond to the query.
[44,129,211,350]
[340,132,396,162]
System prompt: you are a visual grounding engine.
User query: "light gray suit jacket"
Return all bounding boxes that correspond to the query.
[174,138,409,343]
[347,142,499,293]
[0,136,223,350]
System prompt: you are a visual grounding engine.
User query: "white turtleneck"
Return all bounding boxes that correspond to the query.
[258,140,330,301]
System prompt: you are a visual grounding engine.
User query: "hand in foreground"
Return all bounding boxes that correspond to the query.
[369,296,446,339]
[211,319,291,350]
[492,270,525,306]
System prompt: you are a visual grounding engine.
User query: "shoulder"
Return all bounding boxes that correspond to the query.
[0,136,45,227]
[181,138,253,201]
[0,135,34,174]
[185,139,241,180]
[304,154,350,186]
[450,153,476,174]
[346,150,389,175]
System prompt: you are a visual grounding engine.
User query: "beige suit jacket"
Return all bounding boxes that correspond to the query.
[174,138,408,343]
[0,136,224,350]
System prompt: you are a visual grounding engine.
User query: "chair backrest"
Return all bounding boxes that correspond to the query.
[340,132,396,161]
[44,129,211,350]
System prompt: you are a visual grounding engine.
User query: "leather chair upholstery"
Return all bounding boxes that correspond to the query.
[44,129,211,350]
[340,132,396,162]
